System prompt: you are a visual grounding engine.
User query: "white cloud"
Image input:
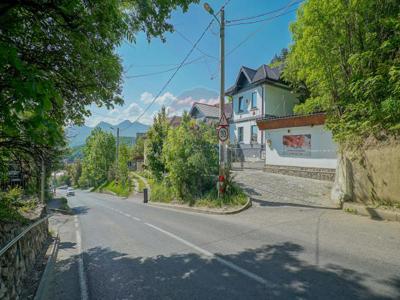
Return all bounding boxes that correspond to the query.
[86,88,219,126]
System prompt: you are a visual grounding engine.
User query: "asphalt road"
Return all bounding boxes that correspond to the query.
[44,189,400,300]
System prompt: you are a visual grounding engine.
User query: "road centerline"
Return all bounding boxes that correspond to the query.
[144,222,269,287]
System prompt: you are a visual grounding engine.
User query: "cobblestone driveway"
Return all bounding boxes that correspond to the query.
[233,169,335,208]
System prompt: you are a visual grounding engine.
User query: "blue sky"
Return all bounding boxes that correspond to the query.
[86,0,300,126]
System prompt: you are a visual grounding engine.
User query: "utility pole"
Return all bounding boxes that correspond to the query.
[219,8,225,182]
[204,3,226,196]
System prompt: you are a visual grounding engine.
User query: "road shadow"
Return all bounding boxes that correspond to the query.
[71,206,90,215]
[237,183,337,210]
[53,242,399,299]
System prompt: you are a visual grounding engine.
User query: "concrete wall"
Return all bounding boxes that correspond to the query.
[232,85,263,120]
[265,84,299,117]
[344,143,400,205]
[265,125,338,169]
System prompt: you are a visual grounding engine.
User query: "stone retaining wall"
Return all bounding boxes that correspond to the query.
[0,207,49,300]
[331,141,400,207]
[264,165,336,181]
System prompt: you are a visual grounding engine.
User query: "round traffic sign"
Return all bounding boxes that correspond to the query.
[217,126,229,142]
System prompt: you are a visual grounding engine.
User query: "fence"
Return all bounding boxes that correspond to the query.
[0,213,51,299]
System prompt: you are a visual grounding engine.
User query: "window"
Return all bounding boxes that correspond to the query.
[251,92,257,109]
[251,125,258,143]
[238,96,245,113]
[238,127,244,142]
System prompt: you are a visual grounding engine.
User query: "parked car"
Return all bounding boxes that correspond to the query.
[66,187,75,196]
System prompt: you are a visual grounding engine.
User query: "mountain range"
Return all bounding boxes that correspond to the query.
[67,120,149,147]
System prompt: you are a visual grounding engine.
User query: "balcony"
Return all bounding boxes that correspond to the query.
[256,112,326,130]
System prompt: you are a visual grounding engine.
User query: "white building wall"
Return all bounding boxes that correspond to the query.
[231,86,263,121]
[230,85,263,145]
[265,125,337,169]
[265,84,299,117]
[230,119,261,144]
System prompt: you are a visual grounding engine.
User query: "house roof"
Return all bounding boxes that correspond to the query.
[189,102,219,119]
[226,64,285,96]
[168,115,182,127]
[189,102,233,120]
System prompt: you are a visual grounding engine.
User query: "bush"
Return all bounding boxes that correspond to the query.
[100,180,131,197]
[163,117,218,201]
[150,180,175,203]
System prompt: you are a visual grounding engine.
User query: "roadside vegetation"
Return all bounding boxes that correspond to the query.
[283,0,399,146]
[0,0,197,220]
[130,173,146,193]
[145,109,247,208]
[97,180,132,197]
[0,187,37,224]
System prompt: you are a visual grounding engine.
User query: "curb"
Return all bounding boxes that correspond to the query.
[34,232,60,300]
[343,202,400,222]
[48,208,73,215]
[147,197,252,215]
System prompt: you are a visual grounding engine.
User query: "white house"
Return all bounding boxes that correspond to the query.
[227,65,299,161]
[227,64,337,180]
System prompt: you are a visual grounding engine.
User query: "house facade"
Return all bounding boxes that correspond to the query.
[227,64,337,180]
[227,65,299,162]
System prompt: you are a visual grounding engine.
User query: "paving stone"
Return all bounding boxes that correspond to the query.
[233,169,334,208]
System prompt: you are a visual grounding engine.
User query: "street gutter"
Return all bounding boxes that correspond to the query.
[147,196,252,215]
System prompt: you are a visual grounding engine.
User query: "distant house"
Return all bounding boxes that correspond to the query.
[227,64,337,180]
[168,115,182,127]
[189,102,232,125]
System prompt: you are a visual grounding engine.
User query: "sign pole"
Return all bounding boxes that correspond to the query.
[218,8,225,197]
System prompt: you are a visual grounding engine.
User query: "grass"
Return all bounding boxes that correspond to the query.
[130,172,147,192]
[99,180,132,197]
[149,181,248,208]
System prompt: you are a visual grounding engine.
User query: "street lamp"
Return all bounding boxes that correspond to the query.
[204,3,226,196]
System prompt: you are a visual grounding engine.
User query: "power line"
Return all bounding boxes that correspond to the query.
[124,55,206,79]
[208,1,299,79]
[226,7,299,27]
[120,0,232,132]
[227,0,303,24]
[120,21,216,132]
[174,29,218,60]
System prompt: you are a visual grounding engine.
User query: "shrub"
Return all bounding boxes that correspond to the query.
[163,117,218,202]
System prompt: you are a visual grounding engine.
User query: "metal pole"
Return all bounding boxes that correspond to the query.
[116,127,120,163]
[116,127,120,183]
[40,158,45,203]
[219,8,225,194]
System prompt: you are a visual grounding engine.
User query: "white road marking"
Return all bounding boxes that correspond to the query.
[74,215,89,300]
[133,217,141,221]
[144,222,269,286]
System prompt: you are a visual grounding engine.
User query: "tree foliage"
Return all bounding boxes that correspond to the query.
[145,107,170,180]
[0,0,197,194]
[79,129,115,187]
[116,143,130,187]
[284,0,400,144]
[163,114,218,200]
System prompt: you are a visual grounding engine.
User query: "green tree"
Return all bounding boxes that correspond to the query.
[284,0,400,145]
[67,160,82,187]
[145,107,170,180]
[116,144,130,187]
[163,115,218,201]
[0,0,197,195]
[80,129,115,187]
[132,136,145,159]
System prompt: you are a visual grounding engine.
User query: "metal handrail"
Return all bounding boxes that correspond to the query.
[0,214,52,257]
